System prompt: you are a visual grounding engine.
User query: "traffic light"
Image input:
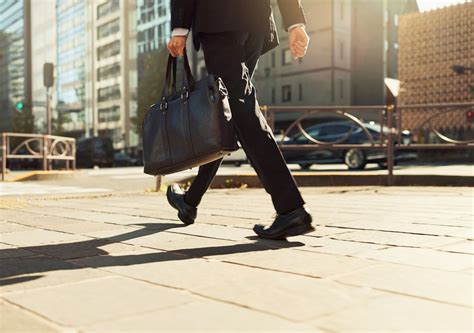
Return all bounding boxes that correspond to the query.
[43,63,54,88]
[15,101,24,111]
[467,110,474,122]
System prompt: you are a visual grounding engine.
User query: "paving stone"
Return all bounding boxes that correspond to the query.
[0,221,36,234]
[437,240,474,255]
[3,276,196,327]
[73,254,382,322]
[87,299,317,332]
[334,263,473,307]
[166,223,256,241]
[356,247,474,271]
[215,248,378,279]
[0,299,63,332]
[327,220,472,239]
[0,255,109,294]
[313,294,473,332]
[292,236,387,256]
[0,243,37,260]
[331,229,458,248]
[0,229,90,247]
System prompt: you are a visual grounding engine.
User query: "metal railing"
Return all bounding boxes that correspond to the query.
[261,102,474,185]
[1,133,76,181]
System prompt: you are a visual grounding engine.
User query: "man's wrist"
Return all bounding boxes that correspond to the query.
[288,23,305,32]
[172,28,189,37]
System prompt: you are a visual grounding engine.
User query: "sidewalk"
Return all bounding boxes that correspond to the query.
[1,187,473,332]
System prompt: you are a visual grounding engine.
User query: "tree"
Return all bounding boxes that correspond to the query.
[12,106,35,133]
[133,47,170,136]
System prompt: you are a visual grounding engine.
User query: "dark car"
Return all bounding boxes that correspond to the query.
[76,137,114,168]
[278,121,417,170]
[113,151,141,167]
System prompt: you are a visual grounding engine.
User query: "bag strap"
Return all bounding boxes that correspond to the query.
[161,55,178,100]
[161,49,196,100]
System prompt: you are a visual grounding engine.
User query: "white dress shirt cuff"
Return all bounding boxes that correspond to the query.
[172,28,189,37]
[288,23,305,32]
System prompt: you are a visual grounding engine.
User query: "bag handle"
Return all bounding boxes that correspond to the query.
[161,55,177,100]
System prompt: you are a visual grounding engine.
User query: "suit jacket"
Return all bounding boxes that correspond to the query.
[171,0,307,55]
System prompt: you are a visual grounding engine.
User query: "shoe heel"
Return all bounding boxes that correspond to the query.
[178,212,194,225]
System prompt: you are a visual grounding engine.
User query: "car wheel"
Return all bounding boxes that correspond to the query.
[344,149,366,170]
[299,163,313,170]
[378,162,388,169]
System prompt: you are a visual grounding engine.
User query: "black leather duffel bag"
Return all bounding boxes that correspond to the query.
[142,50,239,175]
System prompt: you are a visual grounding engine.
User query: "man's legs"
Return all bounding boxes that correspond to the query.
[185,31,305,214]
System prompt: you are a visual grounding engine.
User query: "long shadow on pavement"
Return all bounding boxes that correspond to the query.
[0,222,304,287]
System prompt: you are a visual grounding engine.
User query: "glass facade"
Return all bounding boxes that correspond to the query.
[136,0,170,54]
[56,0,86,132]
[0,0,28,132]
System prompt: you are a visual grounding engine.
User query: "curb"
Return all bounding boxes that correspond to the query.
[4,171,76,182]
[175,173,474,188]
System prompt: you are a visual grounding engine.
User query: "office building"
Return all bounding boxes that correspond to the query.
[0,0,32,133]
[398,2,473,130]
[254,0,418,115]
[85,0,138,150]
[55,0,87,137]
[31,0,57,133]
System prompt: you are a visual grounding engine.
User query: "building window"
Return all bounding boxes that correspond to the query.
[282,85,292,102]
[298,83,303,101]
[97,63,120,81]
[97,19,120,40]
[97,0,119,20]
[282,48,292,66]
[98,106,120,122]
[98,84,120,102]
[97,41,120,60]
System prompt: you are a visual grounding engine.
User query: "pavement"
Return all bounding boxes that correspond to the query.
[1,163,473,197]
[0,186,473,332]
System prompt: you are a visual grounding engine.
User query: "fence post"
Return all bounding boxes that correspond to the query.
[42,135,48,171]
[386,105,395,186]
[1,133,6,181]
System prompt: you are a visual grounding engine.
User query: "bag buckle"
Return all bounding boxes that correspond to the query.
[159,99,168,111]
[181,88,189,100]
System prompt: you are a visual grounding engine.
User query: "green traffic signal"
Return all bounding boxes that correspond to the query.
[15,101,24,111]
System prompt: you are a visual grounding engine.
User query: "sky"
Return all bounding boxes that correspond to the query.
[416,0,469,12]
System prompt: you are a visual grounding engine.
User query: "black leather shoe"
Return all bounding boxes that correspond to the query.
[253,206,314,240]
[166,184,197,225]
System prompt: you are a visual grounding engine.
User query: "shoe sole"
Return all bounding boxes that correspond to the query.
[257,214,315,240]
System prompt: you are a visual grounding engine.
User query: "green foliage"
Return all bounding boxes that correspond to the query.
[12,106,35,133]
[132,47,169,136]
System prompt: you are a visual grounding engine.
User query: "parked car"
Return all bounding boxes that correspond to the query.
[278,121,417,170]
[222,141,248,166]
[76,137,114,168]
[113,151,142,167]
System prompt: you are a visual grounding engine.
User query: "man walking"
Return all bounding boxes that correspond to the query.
[166,0,314,239]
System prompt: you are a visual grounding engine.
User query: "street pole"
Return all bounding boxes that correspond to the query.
[46,86,51,135]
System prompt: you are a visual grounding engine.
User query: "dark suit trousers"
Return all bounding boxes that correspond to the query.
[184,31,305,215]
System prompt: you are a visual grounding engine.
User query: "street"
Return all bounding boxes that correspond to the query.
[1,186,472,331]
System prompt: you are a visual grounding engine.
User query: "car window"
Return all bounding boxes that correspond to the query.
[294,126,321,142]
[322,124,351,136]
